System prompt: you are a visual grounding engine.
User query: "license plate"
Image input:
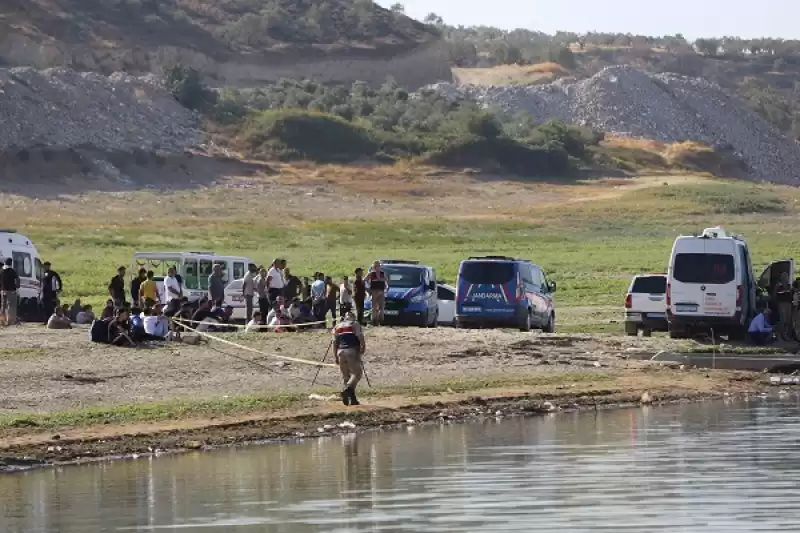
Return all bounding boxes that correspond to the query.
[647,313,666,319]
[384,310,399,316]
[462,306,481,313]
[676,305,698,313]
[231,295,244,302]
[626,313,642,321]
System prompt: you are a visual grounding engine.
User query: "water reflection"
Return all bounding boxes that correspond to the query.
[1,397,799,532]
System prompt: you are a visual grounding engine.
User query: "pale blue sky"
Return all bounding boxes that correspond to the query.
[377,0,796,40]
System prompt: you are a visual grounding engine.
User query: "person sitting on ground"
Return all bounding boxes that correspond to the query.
[69,299,83,322]
[76,304,95,325]
[109,309,136,347]
[268,300,291,332]
[61,303,71,317]
[288,299,301,322]
[246,311,262,333]
[100,299,115,320]
[144,304,170,340]
[748,308,774,346]
[129,307,146,341]
[192,299,215,332]
[47,306,72,329]
[266,296,287,325]
[208,304,236,332]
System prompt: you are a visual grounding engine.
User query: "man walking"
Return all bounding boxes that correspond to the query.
[353,268,366,326]
[108,266,127,308]
[333,304,366,406]
[242,263,257,322]
[208,263,226,307]
[1,258,20,326]
[41,261,63,324]
[366,261,388,326]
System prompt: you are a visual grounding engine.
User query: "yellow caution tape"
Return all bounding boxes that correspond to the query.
[173,319,337,368]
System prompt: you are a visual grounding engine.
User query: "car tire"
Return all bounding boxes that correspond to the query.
[428,310,438,328]
[668,327,685,339]
[542,313,555,333]
[642,328,652,337]
[625,323,639,336]
[519,310,532,332]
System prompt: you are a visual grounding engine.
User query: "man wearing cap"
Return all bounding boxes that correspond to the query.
[333,303,366,406]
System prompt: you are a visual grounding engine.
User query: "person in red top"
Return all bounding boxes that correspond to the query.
[366,261,388,326]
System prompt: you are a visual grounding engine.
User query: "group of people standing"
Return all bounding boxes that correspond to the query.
[240,260,389,328]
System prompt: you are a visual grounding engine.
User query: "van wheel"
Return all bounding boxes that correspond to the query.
[641,328,652,338]
[543,313,555,333]
[625,323,639,336]
[427,310,438,328]
[519,310,532,332]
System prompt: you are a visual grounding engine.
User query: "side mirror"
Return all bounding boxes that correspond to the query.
[550,281,557,293]
[428,281,436,291]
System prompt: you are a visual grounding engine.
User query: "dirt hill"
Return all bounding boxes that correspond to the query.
[0,0,451,89]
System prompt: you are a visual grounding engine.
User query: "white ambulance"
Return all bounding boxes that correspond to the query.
[666,227,756,340]
[0,230,43,318]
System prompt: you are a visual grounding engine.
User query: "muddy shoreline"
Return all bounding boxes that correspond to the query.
[0,372,770,473]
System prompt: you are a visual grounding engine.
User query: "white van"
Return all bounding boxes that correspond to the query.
[132,252,257,302]
[0,230,43,318]
[667,227,756,339]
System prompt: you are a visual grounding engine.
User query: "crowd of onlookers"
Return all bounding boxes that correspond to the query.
[0,256,391,349]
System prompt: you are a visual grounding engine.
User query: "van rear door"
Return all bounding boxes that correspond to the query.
[457,261,517,317]
[757,259,795,293]
[671,242,737,318]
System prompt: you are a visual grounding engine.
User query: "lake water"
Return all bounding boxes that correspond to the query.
[2,396,800,532]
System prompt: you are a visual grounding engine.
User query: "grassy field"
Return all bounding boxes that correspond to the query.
[2,170,798,316]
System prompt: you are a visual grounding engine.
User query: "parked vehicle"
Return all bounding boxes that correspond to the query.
[667,227,756,340]
[368,260,439,327]
[437,283,457,326]
[0,229,43,320]
[131,252,256,302]
[624,274,667,336]
[455,256,556,332]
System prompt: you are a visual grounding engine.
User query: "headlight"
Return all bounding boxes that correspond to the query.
[410,294,426,303]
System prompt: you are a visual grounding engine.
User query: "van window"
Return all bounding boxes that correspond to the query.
[383,266,423,288]
[198,260,213,290]
[437,285,455,300]
[12,251,32,277]
[673,254,735,284]
[631,276,667,294]
[35,257,43,281]
[460,262,515,285]
[183,259,200,290]
[233,262,245,281]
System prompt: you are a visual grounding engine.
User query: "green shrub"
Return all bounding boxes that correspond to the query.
[162,65,217,111]
[423,137,571,176]
[240,109,378,162]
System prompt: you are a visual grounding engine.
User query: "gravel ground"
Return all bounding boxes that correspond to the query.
[0,325,675,414]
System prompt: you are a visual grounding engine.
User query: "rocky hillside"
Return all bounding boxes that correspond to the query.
[0,0,450,89]
[432,66,800,184]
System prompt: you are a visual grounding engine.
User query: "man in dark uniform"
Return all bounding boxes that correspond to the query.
[41,261,63,324]
[333,304,366,406]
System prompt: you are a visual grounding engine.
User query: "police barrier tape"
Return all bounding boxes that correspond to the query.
[171,319,337,368]
[172,317,329,330]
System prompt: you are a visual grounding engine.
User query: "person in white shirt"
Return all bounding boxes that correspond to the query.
[266,258,286,307]
[242,263,257,322]
[143,304,170,339]
[339,275,353,316]
[246,311,262,333]
[164,267,182,304]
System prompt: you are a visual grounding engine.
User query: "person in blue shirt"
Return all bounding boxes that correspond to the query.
[748,308,774,346]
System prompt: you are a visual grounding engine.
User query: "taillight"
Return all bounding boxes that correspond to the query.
[736,285,742,309]
[624,293,632,309]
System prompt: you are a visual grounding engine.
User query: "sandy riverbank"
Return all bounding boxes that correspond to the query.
[0,325,776,469]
